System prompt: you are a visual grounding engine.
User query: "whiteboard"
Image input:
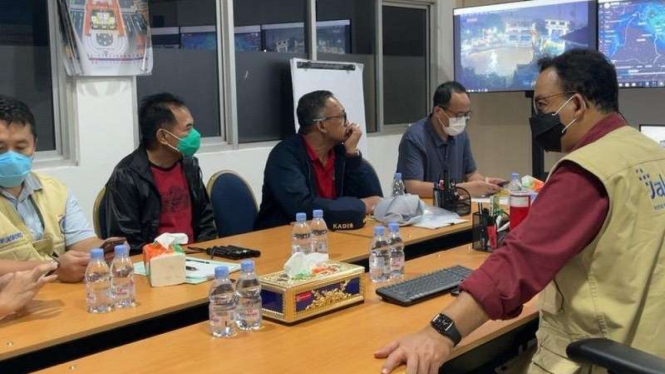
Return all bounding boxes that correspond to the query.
[290,58,369,156]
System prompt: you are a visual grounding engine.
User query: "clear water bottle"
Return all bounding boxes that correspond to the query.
[507,172,522,192]
[310,209,329,254]
[392,172,406,196]
[209,266,237,338]
[236,259,262,331]
[111,244,135,308]
[369,226,390,283]
[291,212,312,255]
[85,248,113,314]
[387,222,405,279]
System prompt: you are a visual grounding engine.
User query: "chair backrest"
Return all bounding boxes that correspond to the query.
[93,187,107,238]
[206,170,258,237]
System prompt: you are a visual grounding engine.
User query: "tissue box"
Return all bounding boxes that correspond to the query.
[259,261,366,324]
[142,242,186,287]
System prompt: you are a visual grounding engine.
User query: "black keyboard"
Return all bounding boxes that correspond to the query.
[376,265,474,306]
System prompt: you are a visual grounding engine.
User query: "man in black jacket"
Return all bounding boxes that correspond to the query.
[103,93,216,253]
[255,90,383,230]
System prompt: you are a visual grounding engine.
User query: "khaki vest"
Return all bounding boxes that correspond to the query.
[0,172,68,261]
[528,126,665,374]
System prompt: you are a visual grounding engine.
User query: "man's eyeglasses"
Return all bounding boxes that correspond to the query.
[533,91,576,113]
[438,106,472,119]
[313,112,348,124]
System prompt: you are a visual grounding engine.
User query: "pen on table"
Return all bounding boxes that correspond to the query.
[185,266,198,271]
[187,258,212,264]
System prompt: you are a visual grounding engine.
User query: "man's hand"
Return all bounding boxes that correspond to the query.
[374,326,454,374]
[485,177,507,187]
[0,263,58,317]
[459,180,502,197]
[56,250,90,283]
[344,123,363,156]
[362,196,383,215]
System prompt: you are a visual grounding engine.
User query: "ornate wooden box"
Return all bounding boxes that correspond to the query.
[259,261,366,324]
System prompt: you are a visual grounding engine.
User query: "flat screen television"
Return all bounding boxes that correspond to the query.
[640,124,665,147]
[180,26,216,50]
[235,25,261,52]
[453,0,597,93]
[598,0,665,88]
[261,20,351,54]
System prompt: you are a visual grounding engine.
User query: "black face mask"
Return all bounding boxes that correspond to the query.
[529,112,565,152]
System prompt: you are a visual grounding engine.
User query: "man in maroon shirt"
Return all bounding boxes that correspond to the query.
[103,93,216,253]
[375,50,648,373]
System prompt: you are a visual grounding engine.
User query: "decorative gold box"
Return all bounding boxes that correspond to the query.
[259,261,366,324]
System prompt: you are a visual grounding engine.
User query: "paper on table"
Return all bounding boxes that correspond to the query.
[134,257,241,285]
[472,197,509,205]
[412,205,467,230]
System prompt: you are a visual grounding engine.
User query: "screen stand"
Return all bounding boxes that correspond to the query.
[525,90,545,180]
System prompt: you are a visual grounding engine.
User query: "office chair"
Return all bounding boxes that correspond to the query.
[93,187,107,238]
[206,170,258,237]
[567,338,665,374]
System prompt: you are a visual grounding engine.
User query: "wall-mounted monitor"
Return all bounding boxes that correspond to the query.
[454,0,597,93]
[152,27,180,49]
[598,0,665,88]
[261,20,351,54]
[180,26,216,50]
[640,124,665,147]
[235,25,261,52]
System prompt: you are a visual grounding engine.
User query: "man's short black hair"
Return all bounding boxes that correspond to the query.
[432,81,467,108]
[0,95,37,140]
[296,90,334,134]
[538,49,619,113]
[139,93,187,148]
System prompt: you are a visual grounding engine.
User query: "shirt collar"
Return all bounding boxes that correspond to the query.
[0,173,41,203]
[426,115,454,147]
[302,135,334,165]
[569,113,626,152]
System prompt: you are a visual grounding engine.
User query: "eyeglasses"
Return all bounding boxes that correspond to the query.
[313,112,348,124]
[438,106,472,119]
[533,91,576,113]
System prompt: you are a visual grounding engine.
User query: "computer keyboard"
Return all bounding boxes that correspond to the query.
[376,265,474,306]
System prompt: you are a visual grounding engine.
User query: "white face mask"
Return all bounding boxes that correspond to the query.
[437,111,468,136]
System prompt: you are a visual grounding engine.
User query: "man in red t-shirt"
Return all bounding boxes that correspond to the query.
[103,93,216,253]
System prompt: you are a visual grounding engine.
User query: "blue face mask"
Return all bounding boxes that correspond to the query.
[0,151,33,188]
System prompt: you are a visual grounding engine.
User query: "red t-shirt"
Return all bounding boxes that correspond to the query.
[150,161,194,242]
[303,138,337,199]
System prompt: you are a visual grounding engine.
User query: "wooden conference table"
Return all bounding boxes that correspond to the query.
[38,245,539,374]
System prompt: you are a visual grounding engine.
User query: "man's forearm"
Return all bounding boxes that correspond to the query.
[404,180,434,198]
[466,172,485,182]
[439,291,489,338]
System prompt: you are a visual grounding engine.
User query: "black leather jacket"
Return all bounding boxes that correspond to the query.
[102,146,217,253]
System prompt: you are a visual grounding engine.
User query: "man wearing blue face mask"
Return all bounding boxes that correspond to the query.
[0,96,111,283]
[103,93,216,253]
[396,81,505,198]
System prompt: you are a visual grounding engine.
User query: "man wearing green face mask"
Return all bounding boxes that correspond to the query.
[103,93,217,253]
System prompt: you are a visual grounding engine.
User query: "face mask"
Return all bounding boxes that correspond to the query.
[163,128,201,157]
[529,95,580,152]
[437,112,468,136]
[0,151,33,188]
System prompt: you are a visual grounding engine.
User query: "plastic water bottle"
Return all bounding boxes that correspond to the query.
[291,212,312,254]
[369,226,390,283]
[236,259,262,331]
[310,209,329,254]
[85,248,113,313]
[507,172,522,192]
[387,222,405,279]
[209,266,237,338]
[392,172,406,196]
[110,244,135,308]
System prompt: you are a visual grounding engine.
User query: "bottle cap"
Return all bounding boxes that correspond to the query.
[215,266,229,279]
[241,259,255,272]
[388,222,400,232]
[114,244,129,256]
[90,248,104,260]
[373,225,385,236]
[313,209,323,219]
[296,212,307,222]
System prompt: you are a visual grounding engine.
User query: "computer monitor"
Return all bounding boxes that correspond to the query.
[598,0,665,89]
[640,124,665,147]
[180,26,216,50]
[453,0,597,93]
[235,25,261,52]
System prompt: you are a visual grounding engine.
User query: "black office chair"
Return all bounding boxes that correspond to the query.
[567,338,665,374]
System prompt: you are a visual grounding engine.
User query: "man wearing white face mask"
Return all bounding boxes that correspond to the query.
[397,81,505,198]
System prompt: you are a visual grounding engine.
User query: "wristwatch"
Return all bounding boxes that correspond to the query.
[430,313,462,347]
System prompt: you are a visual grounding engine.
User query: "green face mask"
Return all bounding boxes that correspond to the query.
[164,128,201,157]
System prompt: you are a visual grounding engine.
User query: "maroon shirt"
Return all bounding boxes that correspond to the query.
[303,137,337,199]
[460,113,626,319]
[150,161,194,242]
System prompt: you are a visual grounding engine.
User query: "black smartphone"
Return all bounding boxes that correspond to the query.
[497,180,510,187]
[101,237,127,254]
